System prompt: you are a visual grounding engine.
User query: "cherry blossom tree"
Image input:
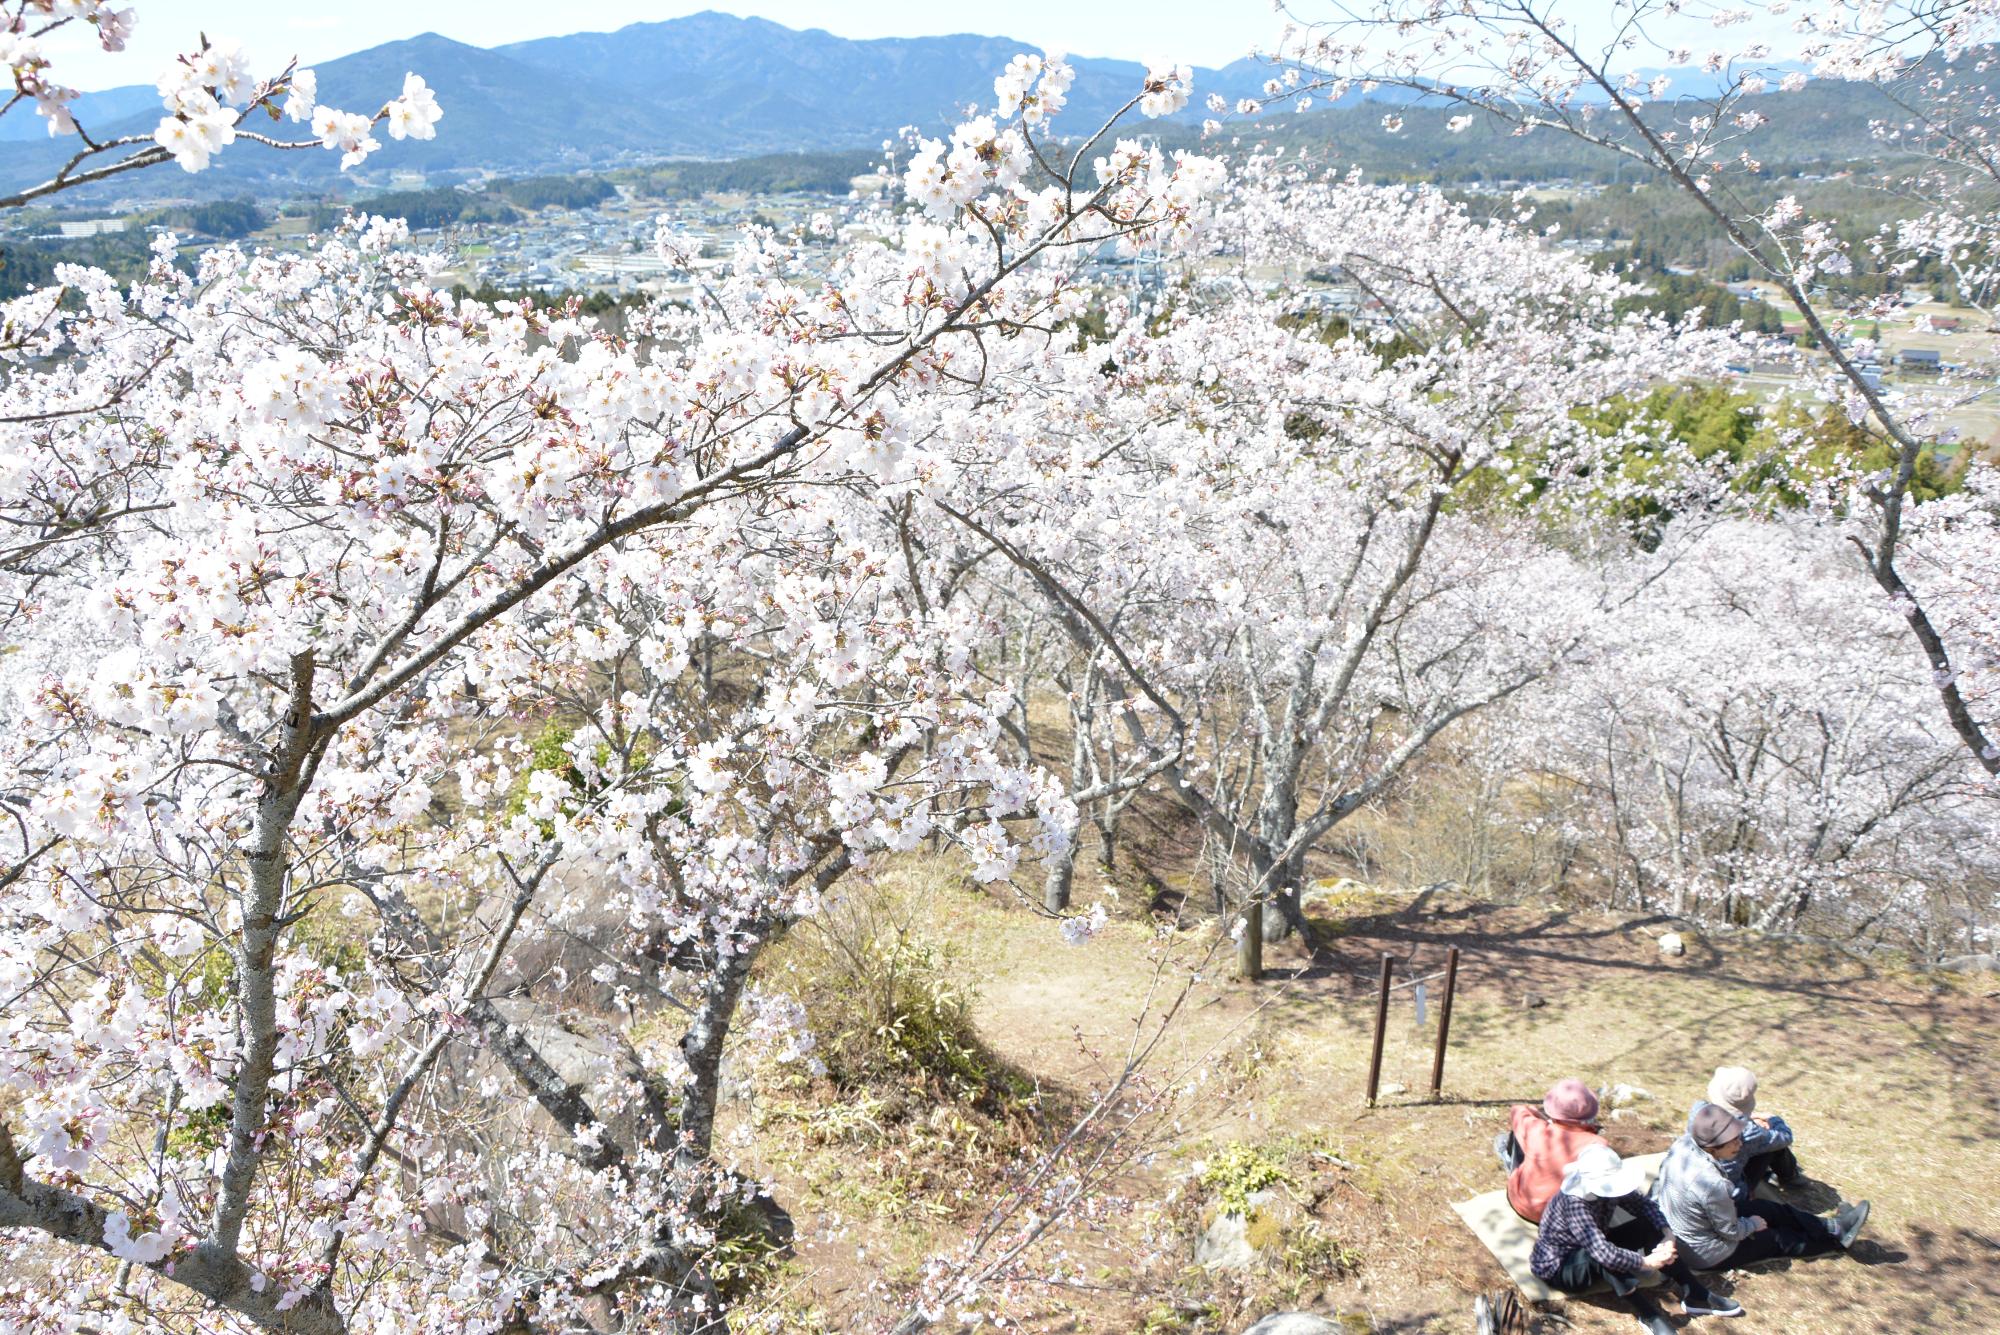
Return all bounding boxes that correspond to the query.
[1493,517,2000,949]
[1271,0,2000,779]
[909,160,1741,976]
[1,2,440,206]
[1036,642,1180,914]
[1900,463,2000,744]
[0,48,1229,1334]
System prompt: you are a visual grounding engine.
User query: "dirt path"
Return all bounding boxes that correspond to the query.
[965,887,2000,1334]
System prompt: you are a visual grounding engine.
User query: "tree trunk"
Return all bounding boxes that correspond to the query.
[1043,839,1075,913]
[1092,813,1117,870]
[1237,900,1263,981]
[1207,843,1231,915]
[678,938,757,1163]
[1253,698,1307,943]
[1248,841,1305,945]
[212,652,320,1260]
[1048,694,1089,914]
[1263,867,1303,943]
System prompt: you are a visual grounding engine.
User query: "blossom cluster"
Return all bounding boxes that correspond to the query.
[0,0,133,136]
[147,38,439,171]
[1491,516,2000,937]
[993,49,1074,124]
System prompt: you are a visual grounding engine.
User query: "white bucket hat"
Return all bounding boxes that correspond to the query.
[1559,1143,1647,1201]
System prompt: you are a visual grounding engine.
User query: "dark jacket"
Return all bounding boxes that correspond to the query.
[1530,1189,1670,1279]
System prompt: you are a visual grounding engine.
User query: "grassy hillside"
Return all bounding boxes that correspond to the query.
[725,857,1999,1332]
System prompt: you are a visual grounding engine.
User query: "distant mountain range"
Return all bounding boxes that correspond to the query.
[0,11,1904,205]
[0,13,1280,200]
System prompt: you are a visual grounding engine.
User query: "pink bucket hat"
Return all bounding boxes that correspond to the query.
[1543,1078,1600,1124]
[1707,1066,1758,1118]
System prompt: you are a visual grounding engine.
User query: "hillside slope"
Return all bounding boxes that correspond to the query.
[737,866,1999,1332]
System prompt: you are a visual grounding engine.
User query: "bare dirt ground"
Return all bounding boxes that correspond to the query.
[747,867,2000,1334]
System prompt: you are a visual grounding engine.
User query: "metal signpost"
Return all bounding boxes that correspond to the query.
[1364,946,1464,1106]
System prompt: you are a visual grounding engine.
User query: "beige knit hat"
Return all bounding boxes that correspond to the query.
[1707,1065,1758,1118]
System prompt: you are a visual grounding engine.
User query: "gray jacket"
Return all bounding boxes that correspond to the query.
[1688,1099,1793,1202]
[1650,1133,1756,1267]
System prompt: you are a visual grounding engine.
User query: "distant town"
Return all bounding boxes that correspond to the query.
[6,154,1995,461]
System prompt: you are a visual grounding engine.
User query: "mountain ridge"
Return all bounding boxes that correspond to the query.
[0,12,1272,199]
[0,11,1906,205]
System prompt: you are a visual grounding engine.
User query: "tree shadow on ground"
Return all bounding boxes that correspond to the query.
[1528,1234,1917,1333]
[1777,1175,1845,1215]
[1860,1224,2000,1328]
[1280,902,1998,1143]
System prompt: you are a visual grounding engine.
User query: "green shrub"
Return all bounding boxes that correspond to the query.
[1199,1141,1293,1217]
[504,720,581,820]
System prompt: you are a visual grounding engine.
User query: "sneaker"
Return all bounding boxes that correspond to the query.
[1472,1293,1496,1335]
[1683,1288,1746,1318]
[1492,1129,1514,1171]
[1625,1293,1676,1335]
[1836,1199,1871,1249]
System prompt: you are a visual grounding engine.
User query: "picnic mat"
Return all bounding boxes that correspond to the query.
[1450,1151,1670,1302]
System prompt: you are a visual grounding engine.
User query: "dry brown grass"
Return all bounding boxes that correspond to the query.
[737,860,2000,1333]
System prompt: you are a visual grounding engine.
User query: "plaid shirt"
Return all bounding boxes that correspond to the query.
[1529,1189,1668,1280]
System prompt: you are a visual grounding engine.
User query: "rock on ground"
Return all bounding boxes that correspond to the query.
[1241,1316,1346,1335]
[1608,1082,1653,1106]
[1195,1209,1257,1270]
[1195,1188,1301,1271]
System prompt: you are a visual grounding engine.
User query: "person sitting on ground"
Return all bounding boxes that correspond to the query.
[1691,1065,1799,1204]
[1498,1078,1607,1224]
[1528,1143,1737,1321]
[1653,1104,1870,1283]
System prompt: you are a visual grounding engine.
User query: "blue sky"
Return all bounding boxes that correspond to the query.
[50,2,1804,92]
